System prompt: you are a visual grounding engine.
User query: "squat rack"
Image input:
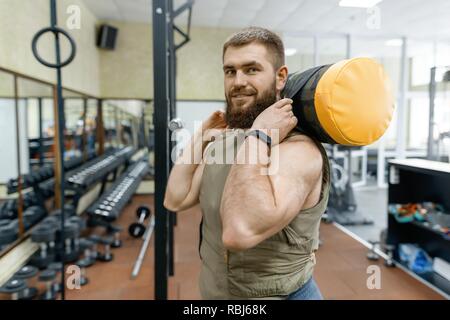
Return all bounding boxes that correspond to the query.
[152,0,193,300]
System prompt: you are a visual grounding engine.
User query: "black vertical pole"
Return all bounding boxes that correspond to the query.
[153,0,170,300]
[49,0,66,300]
[167,0,176,278]
[31,0,76,300]
[82,98,88,160]
[38,98,44,167]
[14,76,25,237]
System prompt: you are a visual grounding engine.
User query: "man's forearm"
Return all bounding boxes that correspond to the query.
[221,136,277,237]
[165,130,208,208]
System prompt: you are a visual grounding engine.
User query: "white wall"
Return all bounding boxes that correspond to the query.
[174,100,225,155]
[0,99,29,183]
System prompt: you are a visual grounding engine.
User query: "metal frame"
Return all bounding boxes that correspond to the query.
[13,74,25,237]
[152,0,193,300]
[96,99,105,155]
[152,0,170,300]
[31,0,78,300]
[427,65,450,161]
[427,66,437,160]
[334,147,368,188]
[167,0,176,278]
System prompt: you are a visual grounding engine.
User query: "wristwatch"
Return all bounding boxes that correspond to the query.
[245,129,272,150]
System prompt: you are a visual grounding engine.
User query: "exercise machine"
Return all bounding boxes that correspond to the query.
[427,66,450,162]
[325,145,374,226]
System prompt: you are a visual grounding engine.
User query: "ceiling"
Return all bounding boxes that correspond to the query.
[83,0,450,40]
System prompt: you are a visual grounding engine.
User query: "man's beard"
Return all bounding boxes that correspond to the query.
[225,81,277,129]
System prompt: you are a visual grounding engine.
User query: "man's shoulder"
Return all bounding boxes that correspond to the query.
[275,133,323,176]
[280,133,321,154]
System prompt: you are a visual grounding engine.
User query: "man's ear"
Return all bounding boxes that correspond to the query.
[276,65,288,93]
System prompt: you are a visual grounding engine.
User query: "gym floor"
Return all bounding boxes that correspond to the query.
[58,194,443,300]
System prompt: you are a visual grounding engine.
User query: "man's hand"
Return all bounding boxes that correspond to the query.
[250,98,297,145]
[201,110,227,142]
[164,110,226,212]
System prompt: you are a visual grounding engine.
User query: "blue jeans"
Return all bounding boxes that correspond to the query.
[286,277,323,300]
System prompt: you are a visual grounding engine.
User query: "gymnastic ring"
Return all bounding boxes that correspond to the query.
[31,26,76,68]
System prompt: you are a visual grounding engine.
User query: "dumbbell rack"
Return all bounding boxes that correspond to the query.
[5,152,94,195]
[86,159,149,223]
[0,150,118,255]
[67,147,136,210]
[1,152,103,221]
[67,146,135,188]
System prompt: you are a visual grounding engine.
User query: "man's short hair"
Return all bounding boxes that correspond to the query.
[223,27,285,70]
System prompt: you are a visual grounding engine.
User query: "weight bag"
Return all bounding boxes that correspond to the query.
[282,57,394,146]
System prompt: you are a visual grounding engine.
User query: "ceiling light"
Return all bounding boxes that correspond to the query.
[385,39,403,47]
[339,0,383,8]
[285,48,297,56]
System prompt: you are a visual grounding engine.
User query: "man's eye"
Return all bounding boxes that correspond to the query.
[225,70,235,75]
[247,68,258,73]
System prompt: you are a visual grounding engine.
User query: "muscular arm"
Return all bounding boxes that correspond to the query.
[163,130,209,212]
[164,110,226,212]
[220,135,323,251]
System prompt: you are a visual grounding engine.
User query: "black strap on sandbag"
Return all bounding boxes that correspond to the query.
[282,65,336,144]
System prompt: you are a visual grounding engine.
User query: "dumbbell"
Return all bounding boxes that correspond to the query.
[384,244,396,267]
[6,178,19,192]
[107,224,123,248]
[68,216,86,231]
[23,193,35,208]
[13,265,39,300]
[90,236,114,262]
[75,259,90,286]
[30,225,56,268]
[23,174,36,186]
[38,269,57,300]
[41,184,54,198]
[24,206,46,230]
[98,236,114,262]
[41,216,60,230]
[48,262,63,293]
[31,171,44,184]
[56,223,80,262]
[1,200,17,219]
[78,238,96,266]
[40,165,54,180]
[128,206,151,238]
[87,235,102,260]
[367,240,380,261]
[68,216,87,252]
[0,201,7,215]
[0,219,10,227]
[0,221,18,247]
[96,198,116,218]
[0,279,27,300]
[51,204,76,218]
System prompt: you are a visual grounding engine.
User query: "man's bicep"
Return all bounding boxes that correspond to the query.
[269,141,322,224]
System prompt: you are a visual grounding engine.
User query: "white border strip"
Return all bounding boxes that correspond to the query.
[332,222,450,300]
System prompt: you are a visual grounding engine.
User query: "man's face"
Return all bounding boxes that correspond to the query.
[223,43,278,129]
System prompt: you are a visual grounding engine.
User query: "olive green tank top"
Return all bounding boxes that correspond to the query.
[198,129,330,299]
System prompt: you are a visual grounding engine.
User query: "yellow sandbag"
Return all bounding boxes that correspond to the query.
[282,57,394,146]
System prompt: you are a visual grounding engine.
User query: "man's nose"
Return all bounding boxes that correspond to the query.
[233,70,247,87]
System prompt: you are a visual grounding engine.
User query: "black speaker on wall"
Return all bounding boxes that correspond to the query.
[97,24,118,50]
